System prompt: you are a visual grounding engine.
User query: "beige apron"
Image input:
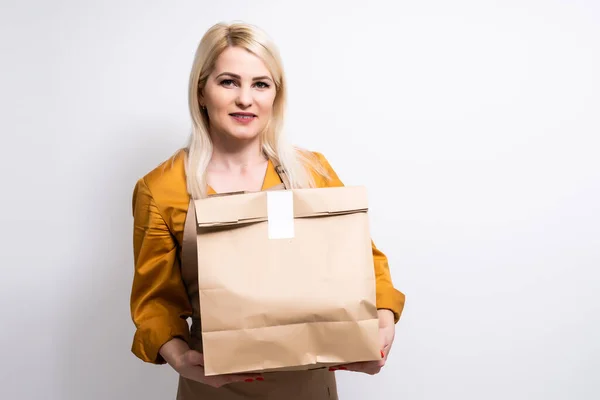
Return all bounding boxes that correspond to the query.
[177,162,339,400]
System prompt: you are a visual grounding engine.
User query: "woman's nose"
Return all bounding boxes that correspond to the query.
[235,86,253,108]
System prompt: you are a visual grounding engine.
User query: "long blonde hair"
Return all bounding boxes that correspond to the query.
[185,21,327,199]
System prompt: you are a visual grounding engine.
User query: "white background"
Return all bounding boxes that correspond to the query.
[1,0,599,399]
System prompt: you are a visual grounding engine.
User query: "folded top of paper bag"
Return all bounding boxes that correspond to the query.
[193,186,368,228]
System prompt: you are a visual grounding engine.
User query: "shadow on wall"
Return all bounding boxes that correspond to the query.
[55,121,189,400]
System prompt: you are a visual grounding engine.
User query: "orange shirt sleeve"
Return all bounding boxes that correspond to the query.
[313,153,406,323]
[130,178,192,364]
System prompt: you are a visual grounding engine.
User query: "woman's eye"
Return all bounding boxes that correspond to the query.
[255,81,270,89]
[220,79,237,87]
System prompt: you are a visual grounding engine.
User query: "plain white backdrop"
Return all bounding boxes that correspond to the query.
[1,0,599,399]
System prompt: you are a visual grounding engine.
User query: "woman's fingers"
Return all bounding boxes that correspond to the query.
[178,351,265,387]
[330,360,382,375]
[204,372,265,388]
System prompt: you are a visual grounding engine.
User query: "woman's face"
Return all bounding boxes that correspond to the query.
[200,46,276,142]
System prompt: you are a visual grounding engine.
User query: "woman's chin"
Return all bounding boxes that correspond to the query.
[224,128,261,142]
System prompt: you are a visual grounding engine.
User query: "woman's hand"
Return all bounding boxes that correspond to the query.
[160,338,264,388]
[174,350,264,388]
[330,309,396,375]
[378,308,396,365]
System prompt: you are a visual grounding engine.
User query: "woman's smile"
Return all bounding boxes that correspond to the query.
[229,112,256,124]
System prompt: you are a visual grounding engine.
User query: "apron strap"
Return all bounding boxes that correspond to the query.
[271,157,291,190]
[181,158,290,272]
[182,198,198,277]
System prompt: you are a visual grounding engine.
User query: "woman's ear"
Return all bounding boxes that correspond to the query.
[198,86,205,108]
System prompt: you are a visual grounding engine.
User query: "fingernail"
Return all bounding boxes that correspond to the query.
[329,367,336,371]
[339,367,347,370]
[244,378,254,382]
[256,377,264,381]
[380,350,385,358]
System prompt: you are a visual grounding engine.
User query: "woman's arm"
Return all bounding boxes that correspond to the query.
[311,152,405,375]
[130,177,193,364]
[131,178,264,386]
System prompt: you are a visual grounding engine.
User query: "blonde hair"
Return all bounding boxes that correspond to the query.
[185,21,327,199]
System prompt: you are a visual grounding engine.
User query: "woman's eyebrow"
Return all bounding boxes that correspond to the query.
[252,75,273,82]
[215,72,273,82]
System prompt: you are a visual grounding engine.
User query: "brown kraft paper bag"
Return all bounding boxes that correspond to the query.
[192,186,380,376]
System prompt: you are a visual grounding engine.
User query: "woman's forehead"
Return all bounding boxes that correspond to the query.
[212,47,272,79]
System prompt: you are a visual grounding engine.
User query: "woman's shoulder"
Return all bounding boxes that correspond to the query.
[136,148,188,194]
[133,148,188,213]
[295,148,344,188]
[132,148,189,241]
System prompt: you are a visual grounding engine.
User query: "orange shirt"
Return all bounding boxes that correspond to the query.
[130,149,405,364]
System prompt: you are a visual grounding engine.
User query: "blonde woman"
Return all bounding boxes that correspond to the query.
[130,21,405,400]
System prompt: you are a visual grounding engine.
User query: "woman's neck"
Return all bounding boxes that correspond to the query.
[208,134,266,173]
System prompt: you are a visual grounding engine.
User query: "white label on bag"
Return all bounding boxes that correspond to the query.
[267,191,295,239]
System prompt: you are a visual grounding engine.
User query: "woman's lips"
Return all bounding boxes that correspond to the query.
[230,113,256,124]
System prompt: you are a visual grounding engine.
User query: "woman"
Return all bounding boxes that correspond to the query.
[130,21,405,399]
